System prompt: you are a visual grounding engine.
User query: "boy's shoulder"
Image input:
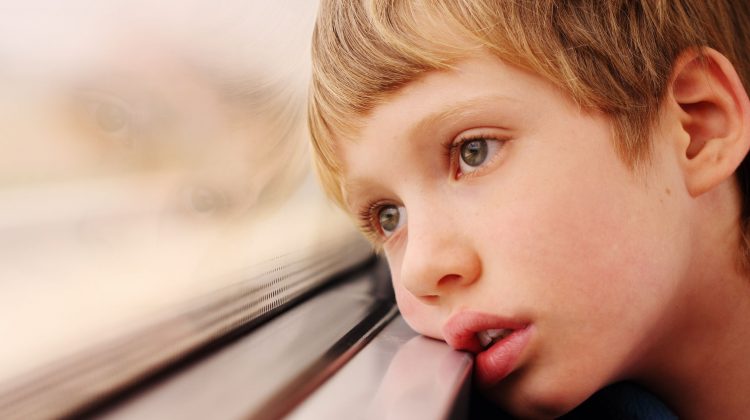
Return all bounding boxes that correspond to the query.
[560,382,677,420]
[472,382,677,420]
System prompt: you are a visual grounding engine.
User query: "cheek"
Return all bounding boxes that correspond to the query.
[474,167,687,416]
[492,171,683,330]
[482,123,686,313]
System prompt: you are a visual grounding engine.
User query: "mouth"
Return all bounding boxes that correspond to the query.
[443,311,533,387]
[476,328,513,348]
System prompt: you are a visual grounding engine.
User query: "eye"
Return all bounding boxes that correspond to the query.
[455,136,504,177]
[92,99,129,135]
[181,185,229,216]
[70,90,137,146]
[86,95,133,141]
[377,204,407,237]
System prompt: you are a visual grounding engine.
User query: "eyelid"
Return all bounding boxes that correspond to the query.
[447,128,510,179]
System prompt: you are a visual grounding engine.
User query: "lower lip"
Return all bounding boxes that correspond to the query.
[475,326,533,387]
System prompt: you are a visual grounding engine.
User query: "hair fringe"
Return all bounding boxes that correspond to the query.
[309,0,750,258]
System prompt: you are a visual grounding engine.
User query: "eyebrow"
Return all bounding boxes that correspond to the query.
[406,94,516,141]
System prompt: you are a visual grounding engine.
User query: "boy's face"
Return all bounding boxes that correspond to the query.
[340,52,692,417]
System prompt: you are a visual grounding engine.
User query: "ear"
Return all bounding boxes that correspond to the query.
[667,47,750,197]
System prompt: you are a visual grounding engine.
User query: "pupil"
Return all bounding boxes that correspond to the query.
[379,206,400,232]
[96,103,127,133]
[191,187,219,213]
[460,139,488,167]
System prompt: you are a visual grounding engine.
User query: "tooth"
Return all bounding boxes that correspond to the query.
[477,330,493,347]
[485,329,506,339]
[476,329,513,348]
[486,328,511,340]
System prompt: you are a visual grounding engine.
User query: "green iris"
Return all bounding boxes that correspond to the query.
[460,139,488,167]
[378,205,401,233]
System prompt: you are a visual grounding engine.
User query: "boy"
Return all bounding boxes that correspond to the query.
[308,0,750,418]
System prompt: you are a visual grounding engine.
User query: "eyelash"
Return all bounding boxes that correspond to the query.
[357,132,508,243]
[357,200,389,243]
[443,133,507,179]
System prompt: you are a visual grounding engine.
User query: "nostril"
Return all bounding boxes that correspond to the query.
[420,295,439,305]
[437,274,466,288]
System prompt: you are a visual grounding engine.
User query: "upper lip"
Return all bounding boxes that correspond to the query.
[442,310,529,354]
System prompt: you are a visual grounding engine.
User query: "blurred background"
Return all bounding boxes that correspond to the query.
[0,0,367,400]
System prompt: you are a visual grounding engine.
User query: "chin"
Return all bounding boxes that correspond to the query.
[481,370,599,419]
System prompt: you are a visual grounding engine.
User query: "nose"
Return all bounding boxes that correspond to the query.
[399,208,482,303]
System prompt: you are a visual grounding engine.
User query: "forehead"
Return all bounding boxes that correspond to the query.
[339,52,568,208]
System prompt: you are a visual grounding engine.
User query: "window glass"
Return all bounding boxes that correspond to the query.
[0,0,367,393]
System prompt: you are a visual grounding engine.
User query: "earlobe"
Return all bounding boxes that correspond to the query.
[668,48,750,197]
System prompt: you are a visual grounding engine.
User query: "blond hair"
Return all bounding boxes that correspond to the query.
[309,0,750,255]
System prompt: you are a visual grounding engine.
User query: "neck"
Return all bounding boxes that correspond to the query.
[635,226,750,419]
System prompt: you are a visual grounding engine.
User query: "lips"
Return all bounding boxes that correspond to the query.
[442,311,532,387]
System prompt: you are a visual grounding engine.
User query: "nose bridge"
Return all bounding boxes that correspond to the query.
[400,198,481,301]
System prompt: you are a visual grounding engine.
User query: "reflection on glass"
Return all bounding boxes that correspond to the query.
[0,1,368,413]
